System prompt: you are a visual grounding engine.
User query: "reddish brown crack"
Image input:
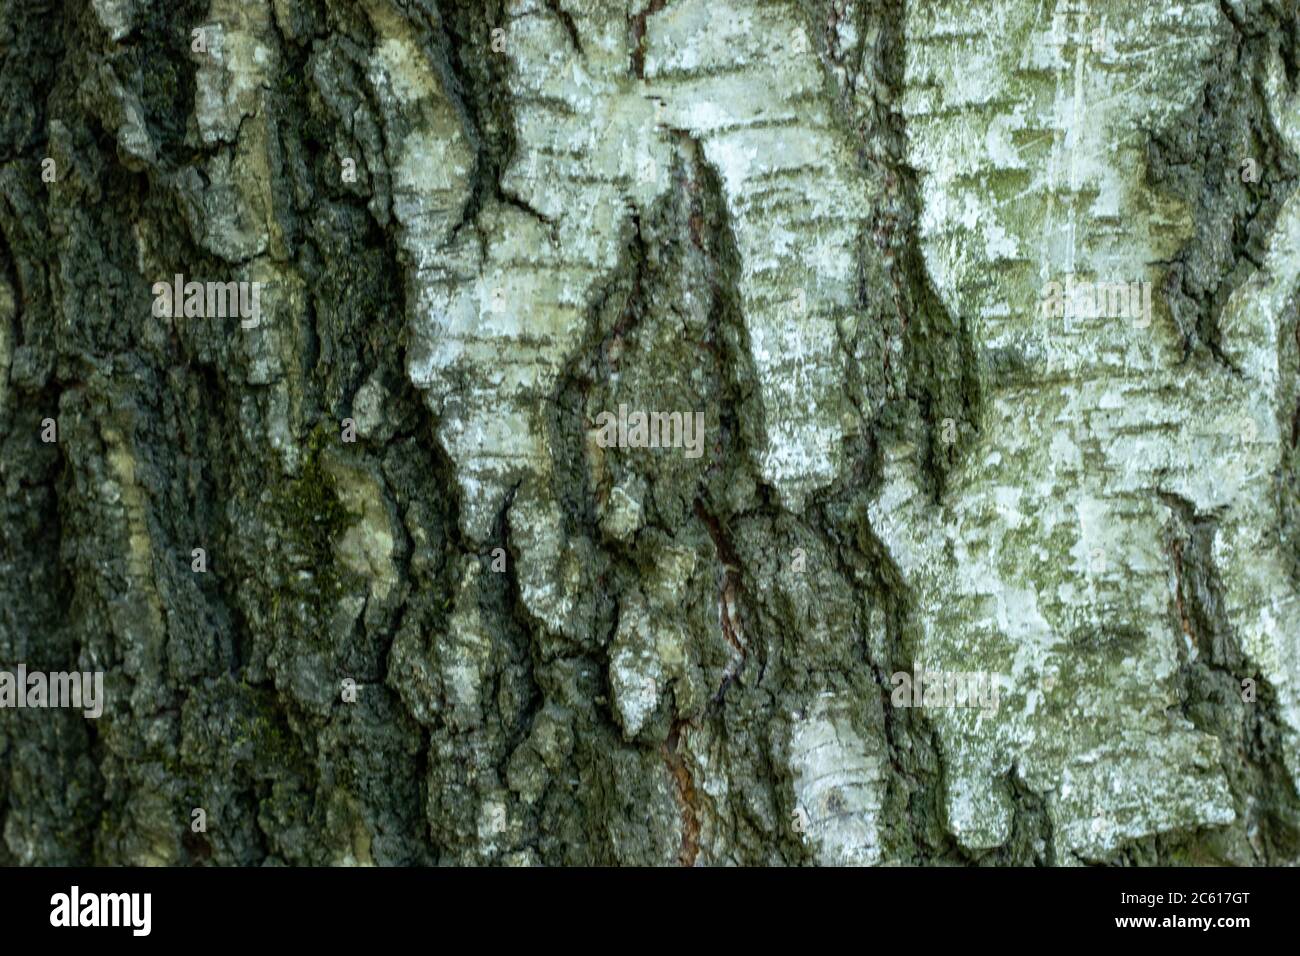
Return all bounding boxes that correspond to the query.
[693,500,746,662]
[604,213,647,372]
[629,0,668,79]
[662,720,701,866]
[688,212,705,250]
[1170,537,1198,650]
[720,573,743,657]
[1292,323,1299,447]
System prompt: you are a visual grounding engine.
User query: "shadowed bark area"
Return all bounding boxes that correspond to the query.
[0,0,1297,866]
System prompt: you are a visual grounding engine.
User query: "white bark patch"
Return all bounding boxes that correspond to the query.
[788,694,886,866]
[878,0,1288,856]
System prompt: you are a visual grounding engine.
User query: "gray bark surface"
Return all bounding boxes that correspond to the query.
[0,0,1298,865]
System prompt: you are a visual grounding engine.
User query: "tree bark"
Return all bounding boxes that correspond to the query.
[1,0,1298,865]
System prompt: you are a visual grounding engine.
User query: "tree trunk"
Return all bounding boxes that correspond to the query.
[1,0,1298,865]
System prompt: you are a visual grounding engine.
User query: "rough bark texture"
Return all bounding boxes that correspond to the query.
[1,0,1298,865]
